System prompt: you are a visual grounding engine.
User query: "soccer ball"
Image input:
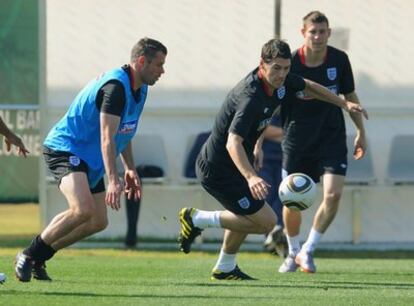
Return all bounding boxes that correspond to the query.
[278,173,316,211]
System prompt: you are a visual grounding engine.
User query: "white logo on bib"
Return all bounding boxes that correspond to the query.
[69,156,81,166]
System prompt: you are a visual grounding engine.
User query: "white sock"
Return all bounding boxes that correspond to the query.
[213,249,236,272]
[286,234,301,256]
[192,210,221,229]
[302,228,322,253]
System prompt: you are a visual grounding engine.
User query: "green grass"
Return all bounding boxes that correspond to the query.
[1,204,414,305]
[1,248,414,306]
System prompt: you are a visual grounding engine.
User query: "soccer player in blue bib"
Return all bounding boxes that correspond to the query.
[279,11,367,274]
[178,38,367,280]
[15,38,167,282]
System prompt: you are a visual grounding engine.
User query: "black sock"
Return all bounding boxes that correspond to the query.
[24,235,57,262]
[125,197,141,246]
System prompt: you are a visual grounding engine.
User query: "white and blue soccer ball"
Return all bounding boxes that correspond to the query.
[278,173,316,211]
[0,273,6,284]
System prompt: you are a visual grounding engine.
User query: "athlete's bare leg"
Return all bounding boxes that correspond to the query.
[40,173,97,246]
[219,203,276,234]
[283,206,301,237]
[51,192,108,250]
[312,174,344,233]
[221,229,248,254]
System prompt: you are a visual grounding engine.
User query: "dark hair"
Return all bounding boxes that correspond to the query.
[303,11,329,27]
[130,37,167,62]
[261,39,291,63]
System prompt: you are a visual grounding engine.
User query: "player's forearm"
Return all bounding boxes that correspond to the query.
[345,92,366,135]
[120,142,135,171]
[101,136,119,182]
[100,113,121,183]
[304,79,346,108]
[254,133,265,152]
[0,117,13,138]
[226,135,257,180]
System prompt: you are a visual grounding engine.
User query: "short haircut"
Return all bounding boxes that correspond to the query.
[130,37,167,62]
[261,38,291,63]
[303,11,329,27]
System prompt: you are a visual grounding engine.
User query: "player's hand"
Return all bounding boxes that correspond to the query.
[247,175,270,200]
[105,178,123,210]
[253,148,264,171]
[353,133,367,160]
[4,134,29,157]
[345,101,369,119]
[124,169,141,201]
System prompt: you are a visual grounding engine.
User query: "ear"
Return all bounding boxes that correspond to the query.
[137,55,146,66]
[301,27,306,37]
[259,58,264,69]
[259,58,266,75]
[327,28,332,38]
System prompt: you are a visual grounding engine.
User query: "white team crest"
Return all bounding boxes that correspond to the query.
[277,86,286,99]
[238,197,250,209]
[327,67,337,80]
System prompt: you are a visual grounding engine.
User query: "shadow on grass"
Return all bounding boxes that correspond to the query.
[34,278,414,292]
[322,270,414,277]
[318,280,414,289]
[3,280,413,299]
[0,289,277,300]
[181,281,414,291]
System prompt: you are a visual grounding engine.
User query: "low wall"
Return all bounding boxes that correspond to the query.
[40,106,414,244]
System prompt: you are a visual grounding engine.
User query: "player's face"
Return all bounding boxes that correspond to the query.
[302,22,330,52]
[260,57,291,89]
[141,51,166,85]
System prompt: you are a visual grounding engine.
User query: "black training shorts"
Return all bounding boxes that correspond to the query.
[282,153,347,183]
[196,156,264,215]
[43,146,105,194]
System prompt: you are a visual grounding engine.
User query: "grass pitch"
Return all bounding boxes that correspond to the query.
[1,204,414,305]
[1,248,414,306]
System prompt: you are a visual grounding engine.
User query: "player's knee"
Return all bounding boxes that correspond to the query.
[255,207,277,233]
[255,218,276,234]
[72,205,94,223]
[324,191,342,204]
[322,197,340,217]
[92,216,108,233]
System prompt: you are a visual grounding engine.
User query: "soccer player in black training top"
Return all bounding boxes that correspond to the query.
[178,38,367,280]
[279,11,367,274]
